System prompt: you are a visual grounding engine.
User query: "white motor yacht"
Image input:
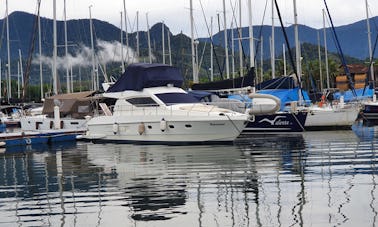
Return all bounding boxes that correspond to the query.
[84,63,249,144]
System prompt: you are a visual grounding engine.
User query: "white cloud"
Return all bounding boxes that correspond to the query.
[32,40,139,69]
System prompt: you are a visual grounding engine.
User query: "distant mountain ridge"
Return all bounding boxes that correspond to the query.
[200,17,378,60]
[0,11,377,61]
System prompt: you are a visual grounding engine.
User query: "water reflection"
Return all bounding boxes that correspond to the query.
[0,126,378,226]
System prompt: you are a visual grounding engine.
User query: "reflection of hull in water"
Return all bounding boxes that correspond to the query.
[1,140,78,153]
[361,102,378,124]
[242,111,307,133]
[85,143,249,221]
[301,129,359,142]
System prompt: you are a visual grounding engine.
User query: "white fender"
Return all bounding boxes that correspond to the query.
[112,123,119,135]
[248,93,281,115]
[160,118,167,132]
[138,123,145,135]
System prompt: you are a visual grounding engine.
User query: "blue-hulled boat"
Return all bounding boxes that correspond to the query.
[0,129,85,149]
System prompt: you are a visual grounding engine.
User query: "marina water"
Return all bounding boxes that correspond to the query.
[0,124,378,226]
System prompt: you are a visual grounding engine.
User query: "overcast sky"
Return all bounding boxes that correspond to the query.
[1,0,377,37]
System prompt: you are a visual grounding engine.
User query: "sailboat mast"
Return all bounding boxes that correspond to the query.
[283,43,286,76]
[17,60,20,98]
[366,0,374,84]
[167,28,172,65]
[120,12,125,72]
[18,49,23,92]
[271,0,275,79]
[146,13,152,64]
[248,0,254,68]
[162,21,165,64]
[238,0,243,77]
[231,23,235,76]
[260,36,263,82]
[123,0,129,61]
[293,0,301,81]
[89,5,96,90]
[210,16,214,81]
[6,0,11,101]
[38,0,43,99]
[64,0,70,93]
[53,0,58,95]
[190,0,198,83]
[317,31,323,90]
[223,0,230,79]
[322,9,330,89]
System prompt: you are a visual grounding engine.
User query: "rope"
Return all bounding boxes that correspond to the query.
[225,114,243,134]
[292,112,306,132]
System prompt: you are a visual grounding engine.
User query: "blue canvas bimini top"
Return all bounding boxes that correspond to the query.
[107,63,184,92]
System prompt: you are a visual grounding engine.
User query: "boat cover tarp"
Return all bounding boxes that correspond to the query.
[255,76,310,111]
[256,76,297,90]
[42,91,97,118]
[257,88,311,111]
[333,87,374,102]
[107,63,183,92]
[191,68,255,90]
[187,90,213,101]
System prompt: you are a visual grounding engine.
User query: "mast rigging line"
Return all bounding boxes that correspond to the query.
[323,0,356,97]
[273,0,306,102]
[198,0,225,80]
[273,0,298,81]
[23,0,41,100]
[254,0,269,64]
[229,0,248,71]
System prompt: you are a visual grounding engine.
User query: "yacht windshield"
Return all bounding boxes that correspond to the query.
[155,93,200,106]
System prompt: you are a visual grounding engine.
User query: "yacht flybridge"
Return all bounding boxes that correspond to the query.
[84,63,249,144]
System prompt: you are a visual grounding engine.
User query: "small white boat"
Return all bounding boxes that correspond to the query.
[303,103,360,130]
[84,63,249,144]
[0,106,22,128]
[20,91,96,132]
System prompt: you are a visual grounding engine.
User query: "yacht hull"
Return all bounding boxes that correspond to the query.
[242,111,307,133]
[85,115,247,144]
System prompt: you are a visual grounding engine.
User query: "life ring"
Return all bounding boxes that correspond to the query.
[24,138,31,145]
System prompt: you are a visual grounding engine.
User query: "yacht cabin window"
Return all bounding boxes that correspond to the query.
[155,93,200,106]
[126,97,159,107]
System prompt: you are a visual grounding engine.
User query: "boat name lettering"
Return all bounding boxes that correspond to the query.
[258,116,290,126]
[274,120,290,125]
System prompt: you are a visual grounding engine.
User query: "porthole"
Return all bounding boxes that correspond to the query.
[185,124,192,128]
[169,125,174,129]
